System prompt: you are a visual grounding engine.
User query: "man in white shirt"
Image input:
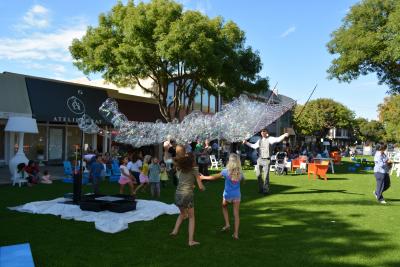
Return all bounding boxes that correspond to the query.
[373,143,391,204]
[244,127,289,195]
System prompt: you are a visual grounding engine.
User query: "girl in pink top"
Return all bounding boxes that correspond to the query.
[119,156,136,195]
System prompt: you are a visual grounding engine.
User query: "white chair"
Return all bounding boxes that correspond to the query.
[210,155,221,169]
[12,171,28,187]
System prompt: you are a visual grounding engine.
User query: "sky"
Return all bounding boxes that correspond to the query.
[0,0,389,120]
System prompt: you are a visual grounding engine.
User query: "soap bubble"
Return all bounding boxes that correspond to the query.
[97,95,295,147]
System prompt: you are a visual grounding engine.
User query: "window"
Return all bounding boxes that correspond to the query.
[0,124,4,160]
[23,125,48,160]
[167,83,175,106]
[209,95,216,113]
[193,86,202,111]
[202,89,209,112]
[67,127,81,160]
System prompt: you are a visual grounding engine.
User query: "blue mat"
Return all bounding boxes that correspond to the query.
[0,243,35,267]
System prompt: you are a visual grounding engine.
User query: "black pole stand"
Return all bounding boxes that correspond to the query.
[72,130,84,204]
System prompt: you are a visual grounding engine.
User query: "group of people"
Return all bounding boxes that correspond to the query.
[167,127,290,246]
[16,160,52,186]
[118,154,169,198]
[169,145,244,246]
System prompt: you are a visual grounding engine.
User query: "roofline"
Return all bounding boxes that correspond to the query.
[2,71,159,105]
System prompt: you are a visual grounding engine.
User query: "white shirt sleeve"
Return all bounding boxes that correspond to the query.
[137,160,143,168]
[126,161,133,171]
[268,134,287,145]
[246,139,260,149]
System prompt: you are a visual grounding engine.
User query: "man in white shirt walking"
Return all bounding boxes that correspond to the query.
[373,143,391,204]
[244,127,289,195]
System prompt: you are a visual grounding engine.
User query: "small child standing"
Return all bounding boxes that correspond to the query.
[90,155,105,195]
[41,170,52,184]
[200,153,244,240]
[135,155,151,194]
[119,156,136,196]
[160,161,168,188]
[148,157,161,198]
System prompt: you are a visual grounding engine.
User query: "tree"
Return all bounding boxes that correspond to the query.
[354,117,385,143]
[327,0,400,93]
[69,0,268,121]
[293,98,355,139]
[378,94,400,142]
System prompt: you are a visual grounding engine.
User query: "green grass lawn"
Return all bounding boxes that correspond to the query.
[1,159,400,267]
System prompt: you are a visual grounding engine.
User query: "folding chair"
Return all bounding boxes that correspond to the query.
[12,170,28,187]
[109,161,121,182]
[209,155,221,169]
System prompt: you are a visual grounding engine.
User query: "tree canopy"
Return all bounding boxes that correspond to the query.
[327,0,400,93]
[378,94,400,142]
[293,98,355,138]
[354,117,385,143]
[69,0,268,121]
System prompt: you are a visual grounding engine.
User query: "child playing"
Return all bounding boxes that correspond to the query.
[41,170,52,184]
[148,157,161,198]
[200,153,244,240]
[135,155,151,194]
[160,161,168,188]
[170,152,205,246]
[119,156,136,196]
[90,155,105,195]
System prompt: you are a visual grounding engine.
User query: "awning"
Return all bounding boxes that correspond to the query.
[0,72,32,119]
[25,77,110,125]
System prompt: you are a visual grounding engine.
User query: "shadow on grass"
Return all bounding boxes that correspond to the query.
[237,181,396,266]
[1,179,399,267]
[280,188,363,195]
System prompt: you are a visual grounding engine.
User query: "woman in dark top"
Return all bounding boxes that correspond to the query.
[25,160,39,184]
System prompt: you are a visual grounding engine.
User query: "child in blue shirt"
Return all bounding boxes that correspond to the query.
[200,153,244,239]
[148,157,161,198]
[90,155,104,195]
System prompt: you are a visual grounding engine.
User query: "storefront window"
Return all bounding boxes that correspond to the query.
[193,86,202,111]
[67,126,81,161]
[202,89,209,112]
[167,83,175,106]
[0,123,4,160]
[209,94,216,113]
[84,133,95,152]
[23,125,47,161]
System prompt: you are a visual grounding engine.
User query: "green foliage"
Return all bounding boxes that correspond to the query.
[378,94,400,142]
[354,117,385,143]
[327,0,400,93]
[70,0,268,121]
[293,98,355,138]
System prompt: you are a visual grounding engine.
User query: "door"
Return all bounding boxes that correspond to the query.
[0,124,4,161]
[49,128,64,161]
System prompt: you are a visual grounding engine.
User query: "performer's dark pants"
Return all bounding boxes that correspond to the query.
[256,158,271,194]
[374,172,390,201]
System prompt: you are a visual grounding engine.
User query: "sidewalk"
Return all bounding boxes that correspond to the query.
[0,165,65,185]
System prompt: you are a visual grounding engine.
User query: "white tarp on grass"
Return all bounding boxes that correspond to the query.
[9,198,180,233]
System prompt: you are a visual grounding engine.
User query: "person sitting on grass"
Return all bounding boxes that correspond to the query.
[119,156,136,196]
[170,152,205,247]
[25,160,40,185]
[200,153,245,240]
[41,170,52,184]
